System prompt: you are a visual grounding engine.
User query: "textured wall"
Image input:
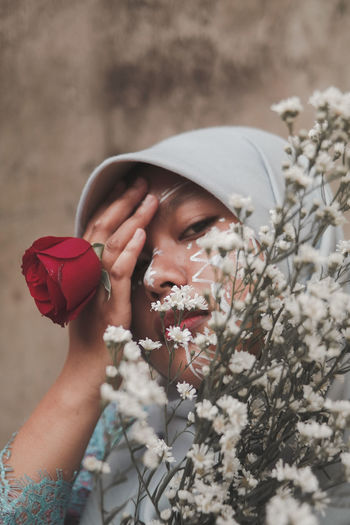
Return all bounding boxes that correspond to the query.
[1,0,350,445]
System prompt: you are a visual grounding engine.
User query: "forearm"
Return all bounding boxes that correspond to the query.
[8,350,106,482]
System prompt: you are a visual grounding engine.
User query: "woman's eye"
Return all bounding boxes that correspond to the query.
[180,217,217,240]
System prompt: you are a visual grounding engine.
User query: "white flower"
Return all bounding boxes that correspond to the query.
[294,245,322,266]
[316,202,347,226]
[308,122,322,141]
[309,87,350,119]
[166,326,192,347]
[187,411,195,423]
[194,329,217,348]
[196,399,218,420]
[151,438,175,463]
[304,334,326,363]
[266,494,318,525]
[100,382,118,402]
[260,314,273,331]
[297,421,332,440]
[337,239,350,256]
[341,452,350,479]
[187,443,214,471]
[315,151,333,173]
[176,381,197,400]
[151,285,208,312]
[208,311,227,330]
[82,456,111,474]
[197,226,244,252]
[271,96,303,119]
[229,193,254,213]
[138,337,162,351]
[229,351,255,374]
[259,224,274,247]
[302,141,316,159]
[160,509,172,520]
[130,420,158,447]
[217,395,248,430]
[103,325,132,345]
[201,364,210,376]
[334,141,345,155]
[303,385,324,411]
[122,341,141,361]
[324,398,350,417]
[271,460,319,493]
[105,365,118,378]
[298,294,327,323]
[327,252,344,268]
[143,448,160,469]
[284,165,312,189]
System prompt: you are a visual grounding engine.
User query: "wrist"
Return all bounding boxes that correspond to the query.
[59,348,108,409]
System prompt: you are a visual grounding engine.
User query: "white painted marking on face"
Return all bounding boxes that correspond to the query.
[187,242,192,250]
[192,348,216,379]
[183,342,203,380]
[190,250,222,284]
[219,217,226,222]
[159,182,189,204]
[144,248,163,287]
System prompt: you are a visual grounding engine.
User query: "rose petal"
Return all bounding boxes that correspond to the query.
[36,254,62,284]
[38,238,92,259]
[60,250,101,311]
[34,298,54,315]
[46,275,66,316]
[31,236,69,252]
[66,288,98,322]
[30,283,50,302]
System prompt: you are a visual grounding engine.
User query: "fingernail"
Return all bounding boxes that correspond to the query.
[142,194,155,206]
[134,228,144,240]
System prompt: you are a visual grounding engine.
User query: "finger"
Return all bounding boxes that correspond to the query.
[84,177,148,242]
[111,227,146,281]
[83,179,126,239]
[106,228,146,320]
[103,193,158,268]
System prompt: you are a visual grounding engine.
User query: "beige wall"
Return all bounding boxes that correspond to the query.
[1,0,350,445]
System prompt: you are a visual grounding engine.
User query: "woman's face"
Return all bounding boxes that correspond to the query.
[131,165,247,388]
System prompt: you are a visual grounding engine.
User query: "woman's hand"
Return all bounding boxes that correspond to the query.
[7,178,159,484]
[67,176,158,379]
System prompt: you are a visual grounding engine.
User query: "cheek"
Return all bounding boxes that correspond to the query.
[131,287,151,337]
[189,248,244,312]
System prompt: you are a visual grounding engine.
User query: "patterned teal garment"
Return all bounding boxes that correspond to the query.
[0,403,121,525]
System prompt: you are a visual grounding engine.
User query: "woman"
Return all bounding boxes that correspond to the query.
[0,127,348,523]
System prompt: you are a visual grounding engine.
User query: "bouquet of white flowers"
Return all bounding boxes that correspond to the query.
[86,88,350,525]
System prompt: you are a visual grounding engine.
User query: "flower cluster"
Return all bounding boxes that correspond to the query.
[94,88,350,524]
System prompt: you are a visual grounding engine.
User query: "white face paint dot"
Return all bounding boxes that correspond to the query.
[143,248,163,287]
[219,217,226,223]
[187,242,192,250]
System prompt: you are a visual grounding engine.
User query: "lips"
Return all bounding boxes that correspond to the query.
[154,310,210,341]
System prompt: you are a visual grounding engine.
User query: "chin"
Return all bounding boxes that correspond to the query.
[147,341,212,390]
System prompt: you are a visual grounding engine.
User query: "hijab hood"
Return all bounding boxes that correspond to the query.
[75,126,344,273]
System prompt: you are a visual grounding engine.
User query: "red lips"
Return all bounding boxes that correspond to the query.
[154,310,209,340]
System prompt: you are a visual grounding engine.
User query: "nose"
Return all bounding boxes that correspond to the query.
[143,249,187,300]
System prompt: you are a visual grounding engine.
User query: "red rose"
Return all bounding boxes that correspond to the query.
[22,236,101,326]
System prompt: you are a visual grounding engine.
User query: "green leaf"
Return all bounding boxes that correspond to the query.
[101,268,111,301]
[92,242,104,260]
